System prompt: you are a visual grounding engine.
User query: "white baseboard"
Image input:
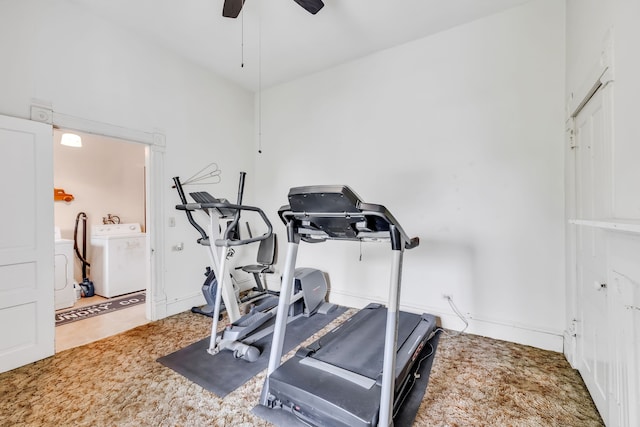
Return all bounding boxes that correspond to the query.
[149,298,167,321]
[157,287,565,353]
[165,293,205,317]
[158,277,260,319]
[563,331,577,368]
[328,290,564,353]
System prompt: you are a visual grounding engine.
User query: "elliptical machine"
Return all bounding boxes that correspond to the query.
[175,173,334,362]
[173,175,233,318]
[173,172,267,318]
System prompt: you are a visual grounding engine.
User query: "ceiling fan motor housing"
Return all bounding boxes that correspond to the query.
[223,0,324,18]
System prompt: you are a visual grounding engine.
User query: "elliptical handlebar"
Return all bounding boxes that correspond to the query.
[172,176,208,243]
[176,201,273,247]
[236,171,246,205]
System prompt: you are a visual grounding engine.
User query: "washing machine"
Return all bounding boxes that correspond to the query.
[90,223,147,298]
[54,227,76,310]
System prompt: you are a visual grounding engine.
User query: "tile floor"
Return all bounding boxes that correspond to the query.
[55,294,149,353]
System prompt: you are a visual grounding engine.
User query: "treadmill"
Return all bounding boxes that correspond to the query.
[257,185,437,427]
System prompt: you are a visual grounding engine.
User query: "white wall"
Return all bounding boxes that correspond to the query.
[254,0,566,350]
[0,0,255,315]
[0,0,570,351]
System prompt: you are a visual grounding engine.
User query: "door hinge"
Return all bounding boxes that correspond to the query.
[568,128,577,149]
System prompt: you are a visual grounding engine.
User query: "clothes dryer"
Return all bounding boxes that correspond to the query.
[54,227,76,310]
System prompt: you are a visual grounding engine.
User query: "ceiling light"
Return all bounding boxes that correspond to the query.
[60,133,82,147]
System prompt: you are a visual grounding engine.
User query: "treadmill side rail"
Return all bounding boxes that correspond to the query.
[299,357,377,389]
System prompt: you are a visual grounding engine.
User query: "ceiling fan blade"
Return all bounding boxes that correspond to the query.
[223,0,245,18]
[293,0,324,15]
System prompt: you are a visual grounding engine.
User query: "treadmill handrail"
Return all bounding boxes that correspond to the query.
[177,201,273,247]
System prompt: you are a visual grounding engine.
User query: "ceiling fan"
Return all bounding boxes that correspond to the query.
[223,0,325,18]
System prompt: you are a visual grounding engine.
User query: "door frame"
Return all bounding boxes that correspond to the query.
[30,104,167,321]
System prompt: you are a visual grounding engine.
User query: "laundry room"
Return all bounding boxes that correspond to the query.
[53,128,149,351]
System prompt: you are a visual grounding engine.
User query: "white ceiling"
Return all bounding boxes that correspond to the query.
[71,0,532,92]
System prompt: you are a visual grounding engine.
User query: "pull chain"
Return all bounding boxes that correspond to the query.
[240,3,244,67]
[257,6,263,154]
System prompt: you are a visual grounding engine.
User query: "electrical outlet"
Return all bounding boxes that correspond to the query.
[442,294,452,300]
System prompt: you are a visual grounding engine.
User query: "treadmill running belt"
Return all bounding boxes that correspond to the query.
[311,306,422,380]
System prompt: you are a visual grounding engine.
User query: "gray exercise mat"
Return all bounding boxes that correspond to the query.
[157,306,347,397]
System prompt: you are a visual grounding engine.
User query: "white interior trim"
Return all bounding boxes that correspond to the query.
[30,103,167,321]
[329,289,564,352]
[30,105,155,144]
[569,219,640,234]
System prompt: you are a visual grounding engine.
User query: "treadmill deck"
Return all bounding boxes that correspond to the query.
[265,304,437,427]
[310,304,427,379]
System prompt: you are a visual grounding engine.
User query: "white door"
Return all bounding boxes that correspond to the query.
[0,115,54,373]
[608,270,640,427]
[573,87,610,420]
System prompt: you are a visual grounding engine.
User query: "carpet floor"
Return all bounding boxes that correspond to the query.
[0,309,604,426]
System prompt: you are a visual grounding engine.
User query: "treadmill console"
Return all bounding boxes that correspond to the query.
[288,185,362,214]
[279,185,418,249]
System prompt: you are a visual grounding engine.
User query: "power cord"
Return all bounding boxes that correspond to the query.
[443,295,469,336]
[392,336,437,419]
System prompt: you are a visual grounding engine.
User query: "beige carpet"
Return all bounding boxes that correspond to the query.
[0,309,604,426]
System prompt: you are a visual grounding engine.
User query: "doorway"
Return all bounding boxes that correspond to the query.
[53,129,150,351]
